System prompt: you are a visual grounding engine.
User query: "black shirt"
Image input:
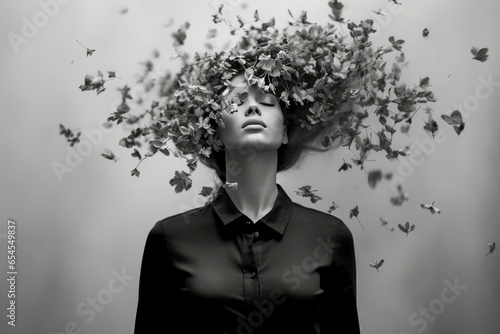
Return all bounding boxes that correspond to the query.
[134,183,360,334]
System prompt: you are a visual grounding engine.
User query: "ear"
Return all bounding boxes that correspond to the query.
[282,125,288,144]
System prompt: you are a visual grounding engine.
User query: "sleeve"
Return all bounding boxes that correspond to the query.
[319,222,361,333]
[134,221,176,333]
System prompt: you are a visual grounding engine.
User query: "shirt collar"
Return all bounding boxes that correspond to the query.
[211,183,293,236]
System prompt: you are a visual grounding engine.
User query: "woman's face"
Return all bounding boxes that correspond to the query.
[217,73,288,154]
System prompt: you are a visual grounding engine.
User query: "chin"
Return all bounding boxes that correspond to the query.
[229,140,282,153]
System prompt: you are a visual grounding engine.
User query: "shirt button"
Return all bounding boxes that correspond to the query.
[250,272,256,278]
[254,231,259,238]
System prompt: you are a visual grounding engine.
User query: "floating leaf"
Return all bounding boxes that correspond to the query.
[328,0,346,23]
[390,184,409,206]
[421,201,441,214]
[368,170,382,188]
[59,124,81,147]
[371,9,387,16]
[131,168,140,177]
[486,242,496,256]
[76,40,95,56]
[169,170,192,193]
[400,124,411,134]
[471,47,489,62]
[423,113,439,139]
[186,157,198,172]
[441,110,465,135]
[101,148,119,162]
[237,15,245,28]
[395,52,405,62]
[199,186,213,197]
[254,10,260,21]
[164,18,174,28]
[419,77,431,90]
[397,221,415,237]
[212,4,224,24]
[327,201,339,214]
[422,28,429,39]
[338,159,352,172]
[207,28,217,39]
[389,36,404,51]
[172,22,190,47]
[79,71,106,95]
[369,259,384,272]
[131,149,142,160]
[351,153,372,171]
[295,185,322,203]
[349,205,365,230]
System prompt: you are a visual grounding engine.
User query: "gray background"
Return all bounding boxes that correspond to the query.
[1,0,499,333]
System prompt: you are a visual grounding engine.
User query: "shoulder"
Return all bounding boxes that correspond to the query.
[150,203,214,234]
[290,200,344,227]
[290,201,354,242]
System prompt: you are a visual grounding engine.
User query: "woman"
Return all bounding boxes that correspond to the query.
[134,71,360,333]
[132,6,432,332]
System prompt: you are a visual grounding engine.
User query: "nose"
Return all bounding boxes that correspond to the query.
[245,103,261,116]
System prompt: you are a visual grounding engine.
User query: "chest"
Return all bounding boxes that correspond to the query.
[168,229,336,302]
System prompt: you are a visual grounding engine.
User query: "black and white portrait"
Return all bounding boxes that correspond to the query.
[1,1,499,333]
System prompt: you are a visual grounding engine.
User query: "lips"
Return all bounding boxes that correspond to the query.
[242,118,267,128]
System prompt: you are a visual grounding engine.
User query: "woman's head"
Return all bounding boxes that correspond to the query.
[217,72,288,154]
[199,72,336,182]
[148,16,435,189]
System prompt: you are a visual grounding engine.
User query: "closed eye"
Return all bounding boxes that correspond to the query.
[258,94,277,106]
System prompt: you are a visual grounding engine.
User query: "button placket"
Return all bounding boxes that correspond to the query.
[241,223,260,303]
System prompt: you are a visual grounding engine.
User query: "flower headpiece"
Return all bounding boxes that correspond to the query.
[73,2,437,197]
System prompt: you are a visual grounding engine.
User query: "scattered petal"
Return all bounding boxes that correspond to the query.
[338,159,352,172]
[327,201,339,214]
[295,185,322,203]
[422,28,429,39]
[368,169,382,188]
[390,184,409,206]
[471,47,489,62]
[421,201,441,214]
[369,259,385,272]
[131,168,140,177]
[486,242,496,256]
[101,148,119,162]
[350,205,365,230]
[199,186,214,197]
[441,110,465,135]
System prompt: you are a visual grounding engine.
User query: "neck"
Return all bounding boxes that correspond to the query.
[223,149,279,223]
